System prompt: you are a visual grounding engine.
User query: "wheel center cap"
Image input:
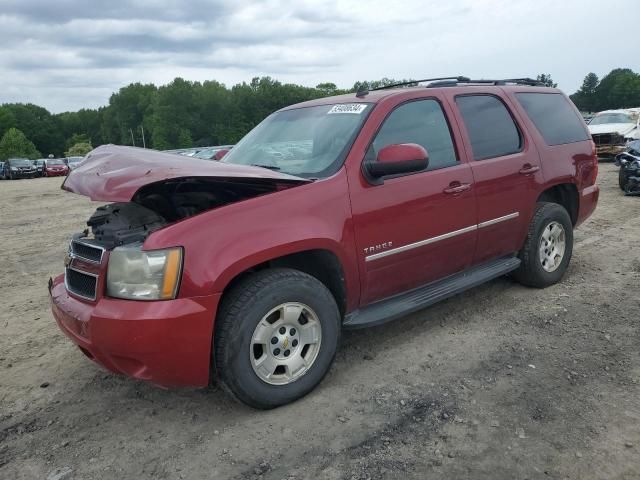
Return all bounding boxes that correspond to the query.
[282,337,289,349]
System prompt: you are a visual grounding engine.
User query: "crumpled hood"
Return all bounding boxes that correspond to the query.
[588,123,637,136]
[62,144,310,202]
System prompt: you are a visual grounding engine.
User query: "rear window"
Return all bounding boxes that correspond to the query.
[455,95,522,160]
[516,93,589,146]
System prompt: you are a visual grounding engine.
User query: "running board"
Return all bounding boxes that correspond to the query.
[343,256,521,329]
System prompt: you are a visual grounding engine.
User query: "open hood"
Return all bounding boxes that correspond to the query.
[62,144,310,202]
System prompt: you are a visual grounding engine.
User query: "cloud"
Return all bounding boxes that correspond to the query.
[0,0,637,112]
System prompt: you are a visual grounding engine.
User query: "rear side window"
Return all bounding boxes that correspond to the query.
[456,95,522,160]
[371,99,457,171]
[516,93,590,146]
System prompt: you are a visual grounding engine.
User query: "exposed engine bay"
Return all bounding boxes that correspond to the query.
[82,177,302,249]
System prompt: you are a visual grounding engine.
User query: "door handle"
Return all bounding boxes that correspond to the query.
[519,164,540,175]
[443,182,471,194]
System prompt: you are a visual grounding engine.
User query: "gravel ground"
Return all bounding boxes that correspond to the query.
[0,164,639,480]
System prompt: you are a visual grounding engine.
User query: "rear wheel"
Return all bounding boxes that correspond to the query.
[513,202,573,288]
[619,168,627,191]
[214,268,340,409]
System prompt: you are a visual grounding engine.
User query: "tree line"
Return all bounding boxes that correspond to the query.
[569,68,640,113]
[0,69,637,160]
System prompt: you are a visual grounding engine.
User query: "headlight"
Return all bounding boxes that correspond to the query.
[11,167,17,171]
[107,245,182,300]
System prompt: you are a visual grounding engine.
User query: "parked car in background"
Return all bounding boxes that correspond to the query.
[615,140,640,195]
[44,158,70,177]
[0,161,5,179]
[33,159,46,177]
[51,77,599,408]
[65,156,85,170]
[164,148,201,157]
[192,145,234,160]
[3,158,37,179]
[588,108,640,158]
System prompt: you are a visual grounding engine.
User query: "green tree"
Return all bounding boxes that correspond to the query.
[570,73,599,112]
[536,74,557,88]
[65,142,93,157]
[1,103,64,157]
[593,68,639,110]
[0,106,17,136]
[65,133,91,151]
[0,127,41,160]
[316,82,339,96]
[99,83,157,147]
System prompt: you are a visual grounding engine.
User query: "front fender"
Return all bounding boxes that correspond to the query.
[143,171,360,310]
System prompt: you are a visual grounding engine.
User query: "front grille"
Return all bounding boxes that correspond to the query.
[71,240,104,263]
[65,268,97,300]
[592,133,623,146]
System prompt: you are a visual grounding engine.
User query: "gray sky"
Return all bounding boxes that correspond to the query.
[0,0,638,113]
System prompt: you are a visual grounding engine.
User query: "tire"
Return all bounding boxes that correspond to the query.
[513,202,573,288]
[214,268,341,409]
[619,168,627,191]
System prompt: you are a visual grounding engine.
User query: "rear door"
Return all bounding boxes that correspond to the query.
[348,95,478,305]
[444,91,544,264]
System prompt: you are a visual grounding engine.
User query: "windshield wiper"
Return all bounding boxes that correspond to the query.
[251,164,281,171]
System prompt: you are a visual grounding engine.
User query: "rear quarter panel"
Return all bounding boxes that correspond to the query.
[504,89,597,193]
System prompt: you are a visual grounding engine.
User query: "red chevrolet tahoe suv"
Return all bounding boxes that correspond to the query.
[50,77,599,409]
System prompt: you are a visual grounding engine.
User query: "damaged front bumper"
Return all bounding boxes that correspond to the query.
[592,133,628,158]
[595,144,627,157]
[49,274,221,387]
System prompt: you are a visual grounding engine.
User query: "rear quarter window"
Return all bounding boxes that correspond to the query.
[515,93,590,146]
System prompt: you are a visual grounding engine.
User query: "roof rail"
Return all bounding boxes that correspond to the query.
[355,76,545,96]
[355,76,470,97]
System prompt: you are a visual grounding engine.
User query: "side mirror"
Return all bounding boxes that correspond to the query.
[212,149,230,161]
[367,143,429,179]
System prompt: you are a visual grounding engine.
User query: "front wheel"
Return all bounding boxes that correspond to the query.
[214,268,340,409]
[513,202,573,288]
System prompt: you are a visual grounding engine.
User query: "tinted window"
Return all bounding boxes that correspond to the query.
[516,93,590,145]
[371,99,457,171]
[456,95,522,160]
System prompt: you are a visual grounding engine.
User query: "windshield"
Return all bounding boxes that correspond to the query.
[67,157,83,164]
[9,158,32,166]
[590,113,635,125]
[222,103,371,178]
[48,159,64,165]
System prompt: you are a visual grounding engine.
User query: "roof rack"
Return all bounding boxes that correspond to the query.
[355,76,544,97]
[430,77,545,87]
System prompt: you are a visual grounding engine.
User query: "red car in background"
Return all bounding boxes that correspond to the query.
[44,159,69,176]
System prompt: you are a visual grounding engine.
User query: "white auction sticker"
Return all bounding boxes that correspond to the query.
[327,104,368,114]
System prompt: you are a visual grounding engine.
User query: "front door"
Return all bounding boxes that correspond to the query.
[348,97,478,305]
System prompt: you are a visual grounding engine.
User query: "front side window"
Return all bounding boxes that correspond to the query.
[222,103,371,178]
[456,95,522,160]
[370,99,457,171]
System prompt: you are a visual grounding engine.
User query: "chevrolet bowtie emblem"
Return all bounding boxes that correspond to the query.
[282,337,289,349]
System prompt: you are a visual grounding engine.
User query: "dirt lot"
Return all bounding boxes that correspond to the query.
[1,164,639,480]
